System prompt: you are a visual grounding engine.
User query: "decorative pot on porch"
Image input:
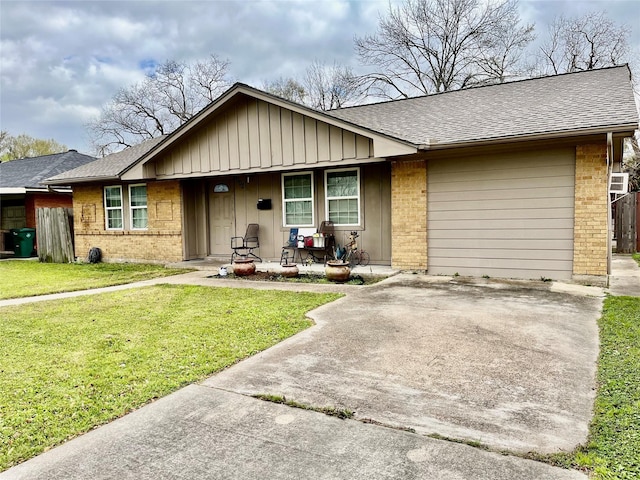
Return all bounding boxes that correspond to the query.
[280,263,299,278]
[325,260,351,282]
[232,258,256,276]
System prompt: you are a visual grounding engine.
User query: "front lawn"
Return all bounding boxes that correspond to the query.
[0,261,189,299]
[0,285,341,470]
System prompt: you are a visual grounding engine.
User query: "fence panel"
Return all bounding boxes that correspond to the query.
[36,207,75,263]
[615,194,637,254]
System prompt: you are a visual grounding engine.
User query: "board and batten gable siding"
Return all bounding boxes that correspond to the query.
[152,96,374,178]
[427,148,575,279]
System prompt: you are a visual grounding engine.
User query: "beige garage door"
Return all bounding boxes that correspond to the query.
[428,148,575,280]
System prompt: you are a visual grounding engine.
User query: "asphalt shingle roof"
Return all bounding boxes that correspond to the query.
[46,136,166,184]
[327,65,639,146]
[0,150,96,189]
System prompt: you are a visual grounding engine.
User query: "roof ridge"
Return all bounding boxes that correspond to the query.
[329,64,631,112]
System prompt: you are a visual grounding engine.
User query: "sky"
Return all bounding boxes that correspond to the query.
[1,0,639,156]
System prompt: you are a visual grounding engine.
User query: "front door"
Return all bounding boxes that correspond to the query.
[209,182,235,257]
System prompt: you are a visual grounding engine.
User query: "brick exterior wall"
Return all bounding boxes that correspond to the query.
[73,180,183,263]
[390,159,428,270]
[25,193,73,228]
[573,143,609,277]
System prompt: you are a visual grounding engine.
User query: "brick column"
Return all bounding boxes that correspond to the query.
[391,159,428,270]
[573,143,608,278]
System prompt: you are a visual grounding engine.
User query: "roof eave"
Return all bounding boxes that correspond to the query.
[43,175,120,186]
[419,124,639,151]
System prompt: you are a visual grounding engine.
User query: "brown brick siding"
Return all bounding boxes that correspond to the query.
[390,159,427,269]
[573,143,608,276]
[73,180,183,262]
[25,192,73,228]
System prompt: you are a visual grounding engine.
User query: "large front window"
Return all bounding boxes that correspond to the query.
[325,168,360,225]
[104,186,123,230]
[129,184,148,230]
[282,172,314,226]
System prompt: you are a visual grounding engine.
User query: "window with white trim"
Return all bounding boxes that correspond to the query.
[129,184,148,230]
[104,186,123,230]
[325,168,360,225]
[282,172,314,227]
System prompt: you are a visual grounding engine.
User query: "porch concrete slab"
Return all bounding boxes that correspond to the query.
[607,254,640,296]
[205,274,603,454]
[2,386,587,480]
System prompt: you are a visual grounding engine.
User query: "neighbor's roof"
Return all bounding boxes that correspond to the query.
[45,136,166,184]
[328,65,639,147]
[0,150,96,191]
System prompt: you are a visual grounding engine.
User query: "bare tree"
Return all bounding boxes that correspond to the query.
[354,0,534,99]
[263,61,362,111]
[88,55,231,155]
[303,60,363,110]
[624,133,640,192]
[538,11,631,76]
[262,77,307,104]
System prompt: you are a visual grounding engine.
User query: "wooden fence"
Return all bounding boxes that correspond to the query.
[36,207,74,263]
[615,193,638,254]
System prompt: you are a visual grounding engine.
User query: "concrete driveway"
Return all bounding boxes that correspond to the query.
[206,274,603,453]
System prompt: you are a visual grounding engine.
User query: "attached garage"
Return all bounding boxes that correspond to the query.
[427,148,576,280]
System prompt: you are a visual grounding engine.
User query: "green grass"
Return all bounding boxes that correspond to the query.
[0,285,341,470]
[556,296,640,479]
[0,261,189,299]
[252,394,354,419]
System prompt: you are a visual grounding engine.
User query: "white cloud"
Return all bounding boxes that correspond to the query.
[0,0,637,154]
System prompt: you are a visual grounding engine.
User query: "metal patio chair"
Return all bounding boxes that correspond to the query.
[231,223,261,263]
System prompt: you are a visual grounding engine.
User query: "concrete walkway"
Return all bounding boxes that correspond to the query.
[2,257,638,479]
[607,254,640,296]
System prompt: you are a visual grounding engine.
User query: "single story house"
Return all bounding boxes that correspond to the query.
[46,65,639,284]
[0,150,96,253]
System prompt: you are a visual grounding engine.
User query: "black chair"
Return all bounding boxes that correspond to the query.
[231,223,261,263]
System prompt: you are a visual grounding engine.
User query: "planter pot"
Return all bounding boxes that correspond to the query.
[232,258,256,276]
[281,263,299,278]
[325,260,351,282]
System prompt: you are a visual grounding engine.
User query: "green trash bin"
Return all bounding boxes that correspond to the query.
[11,228,36,258]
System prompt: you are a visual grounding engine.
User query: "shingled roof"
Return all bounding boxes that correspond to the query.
[0,150,96,190]
[45,136,166,184]
[327,65,638,147]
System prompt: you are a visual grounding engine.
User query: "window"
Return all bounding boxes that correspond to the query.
[129,184,148,229]
[325,168,360,225]
[104,186,123,230]
[282,172,314,226]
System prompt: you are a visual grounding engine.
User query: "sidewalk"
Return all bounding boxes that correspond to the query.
[607,254,640,296]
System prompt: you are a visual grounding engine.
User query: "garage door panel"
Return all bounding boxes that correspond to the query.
[430,165,575,184]
[429,148,574,174]
[428,256,573,272]
[429,239,574,252]
[427,148,575,280]
[430,174,575,193]
[429,228,574,241]
[429,207,574,221]
[430,196,574,211]
[431,217,572,230]
[430,186,574,203]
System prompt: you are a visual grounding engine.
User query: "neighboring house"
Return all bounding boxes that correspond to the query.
[0,150,96,252]
[46,65,639,284]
